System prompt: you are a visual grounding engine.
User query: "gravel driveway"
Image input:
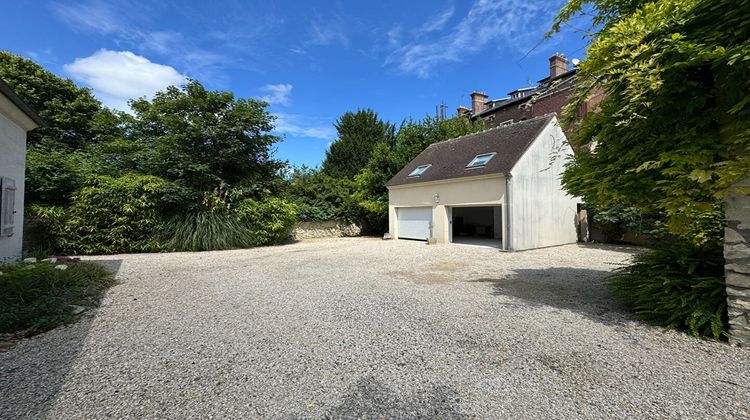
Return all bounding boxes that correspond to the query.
[1,238,749,418]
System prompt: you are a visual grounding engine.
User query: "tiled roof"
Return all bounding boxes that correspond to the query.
[387,115,554,187]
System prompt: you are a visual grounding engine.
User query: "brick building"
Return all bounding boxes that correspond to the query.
[457,53,604,136]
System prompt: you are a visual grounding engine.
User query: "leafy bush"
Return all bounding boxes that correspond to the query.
[588,204,667,242]
[285,167,356,222]
[162,212,255,252]
[236,198,297,246]
[25,146,93,206]
[0,261,115,334]
[611,241,728,340]
[32,174,169,254]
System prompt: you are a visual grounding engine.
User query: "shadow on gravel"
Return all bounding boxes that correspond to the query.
[575,242,644,255]
[470,267,630,325]
[0,259,122,419]
[325,375,467,419]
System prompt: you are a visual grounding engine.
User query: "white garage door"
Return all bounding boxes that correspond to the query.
[397,207,432,240]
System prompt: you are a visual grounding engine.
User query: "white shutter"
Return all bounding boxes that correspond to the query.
[1,177,16,237]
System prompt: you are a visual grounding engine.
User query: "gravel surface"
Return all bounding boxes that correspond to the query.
[1,238,749,419]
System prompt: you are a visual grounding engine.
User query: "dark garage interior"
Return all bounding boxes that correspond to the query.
[451,206,502,247]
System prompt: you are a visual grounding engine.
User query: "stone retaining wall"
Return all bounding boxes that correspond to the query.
[291,220,361,240]
[725,177,750,345]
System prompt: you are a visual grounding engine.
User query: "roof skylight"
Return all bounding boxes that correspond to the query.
[408,164,431,177]
[466,153,496,169]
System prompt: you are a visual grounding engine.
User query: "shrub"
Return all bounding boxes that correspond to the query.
[0,261,115,334]
[25,146,92,206]
[236,198,297,246]
[611,241,728,340]
[32,174,169,254]
[162,212,255,252]
[352,196,389,235]
[285,167,356,222]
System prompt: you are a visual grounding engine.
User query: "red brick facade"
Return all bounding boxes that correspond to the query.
[459,53,605,139]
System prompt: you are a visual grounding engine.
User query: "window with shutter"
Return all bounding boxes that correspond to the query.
[1,177,16,237]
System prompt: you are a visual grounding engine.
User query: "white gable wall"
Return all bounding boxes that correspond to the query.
[507,117,578,250]
[0,94,34,263]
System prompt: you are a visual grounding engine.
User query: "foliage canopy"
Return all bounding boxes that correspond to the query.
[553,0,750,242]
[551,0,749,339]
[322,109,396,179]
[124,80,282,194]
[0,51,297,253]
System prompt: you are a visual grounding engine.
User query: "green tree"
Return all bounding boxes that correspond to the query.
[0,51,120,149]
[552,0,749,243]
[0,51,122,204]
[124,80,283,199]
[322,109,395,179]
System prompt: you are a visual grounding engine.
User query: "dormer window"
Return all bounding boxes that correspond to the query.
[466,153,496,169]
[408,164,431,177]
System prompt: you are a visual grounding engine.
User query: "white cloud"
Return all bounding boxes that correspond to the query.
[64,49,187,111]
[49,0,123,35]
[273,113,335,139]
[259,83,294,106]
[385,0,558,78]
[386,25,403,48]
[419,6,455,33]
[308,15,349,47]
[49,1,226,82]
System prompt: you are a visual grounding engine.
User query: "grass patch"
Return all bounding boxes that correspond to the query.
[163,212,256,252]
[0,261,116,336]
[611,241,728,340]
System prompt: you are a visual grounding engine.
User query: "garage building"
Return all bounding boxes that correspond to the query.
[386,114,577,251]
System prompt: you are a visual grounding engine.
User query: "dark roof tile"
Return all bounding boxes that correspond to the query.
[387,115,554,187]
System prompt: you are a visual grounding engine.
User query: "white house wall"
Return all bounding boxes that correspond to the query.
[0,101,29,263]
[508,118,578,250]
[388,175,505,244]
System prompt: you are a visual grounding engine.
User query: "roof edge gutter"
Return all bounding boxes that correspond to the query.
[0,79,43,128]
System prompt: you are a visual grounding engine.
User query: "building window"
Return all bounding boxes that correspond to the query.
[466,153,496,169]
[1,177,16,237]
[408,164,431,177]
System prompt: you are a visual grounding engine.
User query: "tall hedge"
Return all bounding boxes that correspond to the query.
[236,198,297,246]
[33,175,168,254]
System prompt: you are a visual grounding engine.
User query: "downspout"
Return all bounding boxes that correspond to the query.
[504,173,512,251]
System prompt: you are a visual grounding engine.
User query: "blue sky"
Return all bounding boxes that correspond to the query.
[2,0,590,167]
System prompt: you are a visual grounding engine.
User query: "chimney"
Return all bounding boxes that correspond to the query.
[549,53,569,79]
[456,105,471,116]
[470,91,489,115]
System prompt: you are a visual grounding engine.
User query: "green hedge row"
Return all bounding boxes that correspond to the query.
[32,174,297,255]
